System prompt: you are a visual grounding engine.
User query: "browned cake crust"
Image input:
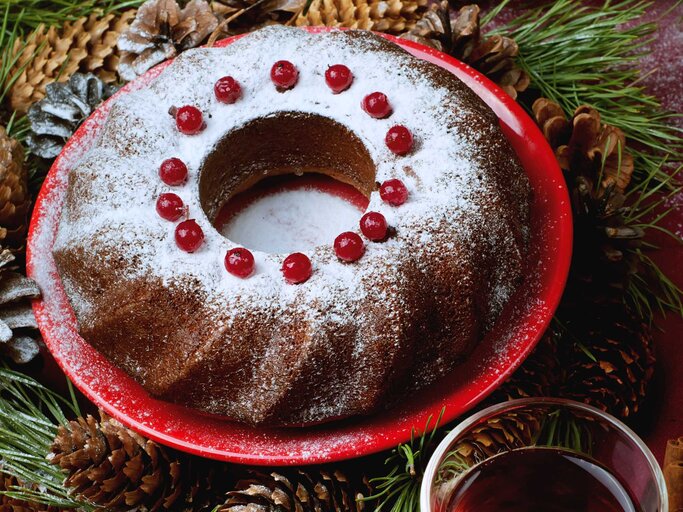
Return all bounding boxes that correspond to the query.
[53,27,530,426]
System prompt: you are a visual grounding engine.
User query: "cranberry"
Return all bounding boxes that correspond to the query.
[271,60,298,90]
[359,212,388,241]
[214,76,242,104]
[156,193,184,221]
[334,232,365,262]
[325,64,353,93]
[159,157,188,186]
[281,252,312,284]
[361,92,392,119]
[385,125,414,155]
[379,179,409,206]
[225,247,255,278]
[175,105,204,135]
[175,219,204,252]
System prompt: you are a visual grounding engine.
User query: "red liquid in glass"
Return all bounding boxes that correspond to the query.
[446,447,640,512]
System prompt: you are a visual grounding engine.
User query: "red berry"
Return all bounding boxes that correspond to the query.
[281,252,312,284]
[214,76,242,104]
[271,60,298,90]
[379,179,409,206]
[159,157,188,186]
[175,105,204,135]
[360,212,388,241]
[361,92,392,119]
[334,232,365,262]
[156,193,184,221]
[225,247,254,278]
[175,219,204,252]
[325,64,353,93]
[385,125,413,155]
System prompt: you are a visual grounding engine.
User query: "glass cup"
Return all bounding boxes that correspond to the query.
[421,398,667,512]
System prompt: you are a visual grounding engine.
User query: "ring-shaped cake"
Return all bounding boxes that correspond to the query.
[52,26,530,426]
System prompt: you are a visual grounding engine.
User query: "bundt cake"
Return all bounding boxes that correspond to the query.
[52,26,531,426]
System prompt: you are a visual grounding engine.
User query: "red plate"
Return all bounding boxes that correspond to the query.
[26,28,572,465]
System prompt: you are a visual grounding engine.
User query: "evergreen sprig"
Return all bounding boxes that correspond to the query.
[363,410,444,512]
[0,366,91,510]
[0,0,144,32]
[490,0,683,186]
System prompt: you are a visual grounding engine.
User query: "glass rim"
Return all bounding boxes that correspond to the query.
[419,397,668,512]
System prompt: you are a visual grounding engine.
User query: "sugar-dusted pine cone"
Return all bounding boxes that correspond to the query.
[402,3,529,99]
[221,468,370,512]
[51,411,233,511]
[0,127,29,254]
[0,248,41,365]
[295,0,428,35]
[0,471,62,512]
[26,73,117,159]
[118,0,219,81]
[4,10,136,116]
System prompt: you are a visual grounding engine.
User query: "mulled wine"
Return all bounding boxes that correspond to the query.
[446,447,640,512]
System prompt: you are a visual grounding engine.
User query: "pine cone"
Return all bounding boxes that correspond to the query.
[220,468,369,512]
[51,411,233,511]
[4,10,136,116]
[209,0,305,34]
[0,472,62,512]
[295,0,428,35]
[26,73,117,159]
[0,248,41,365]
[402,3,529,99]
[532,98,641,290]
[118,0,219,81]
[533,100,634,195]
[561,298,655,419]
[0,127,29,254]
[493,297,655,420]
[440,409,544,470]
[492,329,562,401]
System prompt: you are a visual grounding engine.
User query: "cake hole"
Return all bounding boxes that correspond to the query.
[215,174,368,253]
[198,112,376,253]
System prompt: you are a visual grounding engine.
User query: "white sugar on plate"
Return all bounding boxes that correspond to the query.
[221,188,364,253]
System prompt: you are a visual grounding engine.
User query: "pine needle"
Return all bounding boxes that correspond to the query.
[490,0,683,186]
[0,366,92,510]
[0,0,144,32]
[362,409,445,512]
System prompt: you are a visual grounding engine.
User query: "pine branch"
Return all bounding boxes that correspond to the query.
[0,366,92,510]
[0,0,144,32]
[362,410,445,512]
[491,0,683,187]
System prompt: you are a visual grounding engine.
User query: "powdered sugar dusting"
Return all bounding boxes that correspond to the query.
[49,27,529,426]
